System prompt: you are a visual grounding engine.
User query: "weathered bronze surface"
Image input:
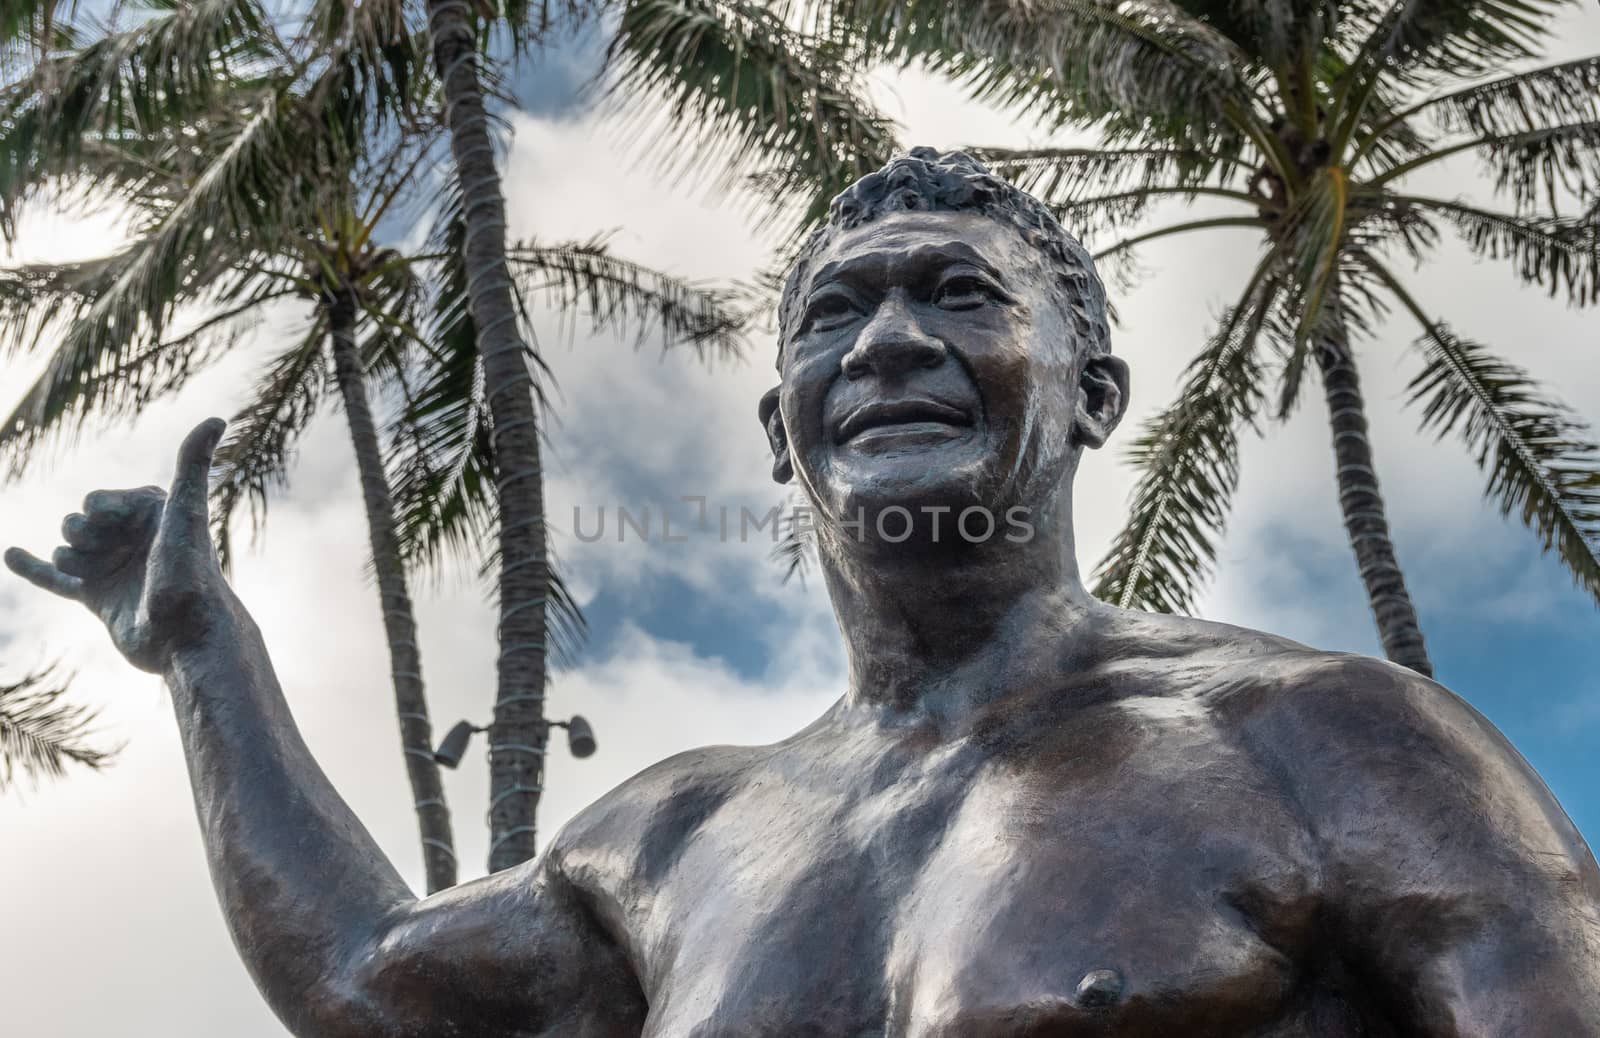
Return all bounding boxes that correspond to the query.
[9,150,1599,1036]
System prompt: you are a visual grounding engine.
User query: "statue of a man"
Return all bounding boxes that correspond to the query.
[8,150,1599,1036]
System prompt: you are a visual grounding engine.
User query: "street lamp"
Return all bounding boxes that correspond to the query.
[431,714,598,768]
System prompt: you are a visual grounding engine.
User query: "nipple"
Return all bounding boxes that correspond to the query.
[1075,968,1124,1008]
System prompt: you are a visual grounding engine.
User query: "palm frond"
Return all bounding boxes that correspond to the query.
[768,486,814,585]
[1268,248,1383,420]
[1346,77,1435,173]
[0,268,284,478]
[385,357,592,666]
[0,90,325,475]
[975,144,1252,239]
[385,177,501,580]
[506,238,748,362]
[1413,55,1600,138]
[977,144,1246,201]
[1091,267,1277,613]
[0,666,117,791]
[1166,0,1351,68]
[1286,166,1349,348]
[496,0,598,56]
[605,0,897,234]
[1476,120,1600,215]
[1344,0,1565,87]
[1369,260,1600,606]
[1401,195,1600,304]
[210,316,329,569]
[1375,120,1600,213]
[822,0,1262,152]
[0,0,275,237]
[391,199,607,662]
[387,320,494,579]
[300,0,433,129]
[0,249,130,357]
[0,0,81,77]
[1092,214,1265,265]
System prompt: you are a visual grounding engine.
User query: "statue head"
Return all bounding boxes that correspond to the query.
[759,148,1130,553]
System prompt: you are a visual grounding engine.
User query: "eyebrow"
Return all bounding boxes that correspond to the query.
[807,240,1004,295]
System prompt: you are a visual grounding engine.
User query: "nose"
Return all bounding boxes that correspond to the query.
[841,293,946,381]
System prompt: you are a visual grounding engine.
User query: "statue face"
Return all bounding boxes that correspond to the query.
[764,210,1126,547]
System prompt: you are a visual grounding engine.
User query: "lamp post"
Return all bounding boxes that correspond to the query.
[432,714,597,768]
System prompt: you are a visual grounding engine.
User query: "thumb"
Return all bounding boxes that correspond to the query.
[160,418,226,546]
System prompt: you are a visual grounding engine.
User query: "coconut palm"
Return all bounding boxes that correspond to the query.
[810,0,1600,676]
[0,0,745,882]
[0,0,474,888]
[0,666,116,791]
[1,0,887,870]
[405,0,898,868]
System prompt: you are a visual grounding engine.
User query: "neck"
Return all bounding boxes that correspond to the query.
[817,490,1095,719]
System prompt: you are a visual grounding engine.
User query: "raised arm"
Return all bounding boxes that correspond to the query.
[4,421,643,1037]
[1266,657,1600,1035]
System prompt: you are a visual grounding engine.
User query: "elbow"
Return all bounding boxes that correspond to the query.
[273,970,396,1038]
[259,934,417,1038]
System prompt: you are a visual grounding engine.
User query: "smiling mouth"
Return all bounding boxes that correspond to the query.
[836,399,974,444]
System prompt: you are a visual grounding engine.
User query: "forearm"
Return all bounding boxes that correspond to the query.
[3,423,612,1035]
[165,590,415,1033]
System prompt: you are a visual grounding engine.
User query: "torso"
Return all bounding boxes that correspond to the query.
[550,615,1395,1036]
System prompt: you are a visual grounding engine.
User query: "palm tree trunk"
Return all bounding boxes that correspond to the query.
[1315,311,1435,677]
[327,286,459,892]
[425,1,551,871]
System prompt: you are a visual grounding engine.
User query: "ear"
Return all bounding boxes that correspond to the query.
[1073,353,1130,450]
[758,386,793,483]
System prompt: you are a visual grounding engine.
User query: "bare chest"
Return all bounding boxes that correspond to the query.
[612,714,1327,1037]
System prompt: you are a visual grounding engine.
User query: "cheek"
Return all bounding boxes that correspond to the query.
[976,345,1078,453]
[964,334,1047,425]
[778,361,831,455]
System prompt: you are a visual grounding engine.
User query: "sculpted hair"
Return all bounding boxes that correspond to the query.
[778,147,1111,364]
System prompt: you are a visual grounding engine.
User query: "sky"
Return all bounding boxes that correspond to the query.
[2,11,1599,1034]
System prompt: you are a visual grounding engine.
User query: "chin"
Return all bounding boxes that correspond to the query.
[814,442,1023,552]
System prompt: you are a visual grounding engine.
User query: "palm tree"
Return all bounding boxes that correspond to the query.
[419,0,561,873]
[3,0,886,871]
[0,0,473,889]
[410,0,897,869]
[0,0,744,882]
[813,0,1600,676]
[0,666,116,791]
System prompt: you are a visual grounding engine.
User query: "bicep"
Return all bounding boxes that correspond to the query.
[1267,661,1600,1034]
[1344,844,1600,1034]
[336,860,645,1037]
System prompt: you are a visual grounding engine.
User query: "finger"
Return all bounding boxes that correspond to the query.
[3,547,84,600]
[63,513,127,553]
[52,545,99,578]
[83,486,166,523]
[167,418,226,523]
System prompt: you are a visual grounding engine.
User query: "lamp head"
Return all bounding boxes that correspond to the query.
[433,720,478,769]
[565,715,597,759]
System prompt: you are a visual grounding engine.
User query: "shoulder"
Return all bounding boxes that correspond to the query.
[547,742,766,880]
[1235,646,1538,801]
[541,702,845,892]
[1212,642,1598,885]
[1092,605,1591,866]
[546,699,844,875]
[1095,604,1517,762]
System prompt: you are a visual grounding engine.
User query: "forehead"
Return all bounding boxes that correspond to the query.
[800,210,1041,294]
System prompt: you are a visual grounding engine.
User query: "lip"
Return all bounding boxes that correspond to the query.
[835,398,974,444]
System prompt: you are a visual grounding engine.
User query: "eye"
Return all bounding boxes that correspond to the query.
[934,273,1001,310]
[802,289,862,333]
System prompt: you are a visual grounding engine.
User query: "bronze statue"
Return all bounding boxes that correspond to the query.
[8,150,1599,1035]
